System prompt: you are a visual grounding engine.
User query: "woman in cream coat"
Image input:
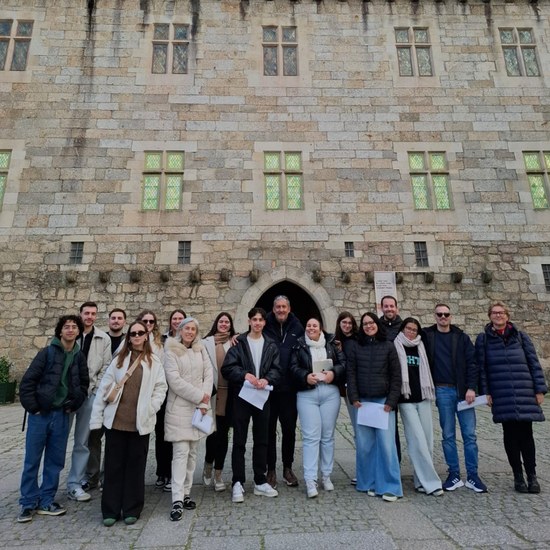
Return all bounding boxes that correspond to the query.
[90,320,167,527]
[164,317,213,521]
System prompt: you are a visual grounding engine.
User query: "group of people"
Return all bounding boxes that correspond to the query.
[16,295,547,525]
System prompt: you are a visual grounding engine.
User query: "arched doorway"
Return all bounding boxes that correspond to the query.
[255,281,322,328]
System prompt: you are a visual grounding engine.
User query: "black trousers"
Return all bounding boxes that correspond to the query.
[231,396,270,485]
[502,420,537,475]
[86,427,104,485]
[266,390,297,470]
[102,429,149,520]
[205,414,231,470]
[154,398,172,479]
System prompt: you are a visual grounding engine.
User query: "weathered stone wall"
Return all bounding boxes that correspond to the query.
[0,0,549,376]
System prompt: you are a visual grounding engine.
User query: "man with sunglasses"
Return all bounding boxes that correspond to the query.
[423,303,487,493]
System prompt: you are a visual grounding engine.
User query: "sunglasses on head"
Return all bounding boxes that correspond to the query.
[129,330,147,337]
[142,319,156,324]
[435,312,451,318]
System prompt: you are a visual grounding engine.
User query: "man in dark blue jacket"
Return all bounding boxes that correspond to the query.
[423,303,487,494]
[221,307,281,504]
[263,295,304,489]
[17,314,89,523]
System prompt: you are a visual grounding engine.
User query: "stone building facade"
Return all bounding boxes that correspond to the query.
[0,0,549,375]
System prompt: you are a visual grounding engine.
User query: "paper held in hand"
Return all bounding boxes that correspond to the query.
[356,401,389,430]
[312,358,333,374]
[191,408,213,434]
[238,380,273,410]
[457,394,488,412]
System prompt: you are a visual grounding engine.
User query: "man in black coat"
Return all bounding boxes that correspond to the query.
[263,295,304,489]
[18,314,89,523]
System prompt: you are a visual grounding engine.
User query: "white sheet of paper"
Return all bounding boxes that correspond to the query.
[191,408,213,434]
[238,380,273,410]
[356,401,389,430]
[312,358,333,374]
[457,394,488,411]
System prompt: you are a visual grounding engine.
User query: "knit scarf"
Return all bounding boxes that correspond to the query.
[214,332,231,368]
[305,332,327,362]
[394,331,434,401]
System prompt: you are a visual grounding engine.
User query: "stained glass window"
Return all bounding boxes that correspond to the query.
[499,28,540,77]
[264,152,303,210]
[396,27,433,77]
[523,152,549,209]
[0,151,10,209]
[152,23,189,75]
[0,19,32,71]
[408,152,451,210]
[263,26,297,77]
[142,152,184,211]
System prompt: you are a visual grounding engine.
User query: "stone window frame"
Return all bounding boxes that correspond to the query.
[507,142,550,220]
[0,19,33,72]
[263,151,303,211]
[389,21,442,88]
[151,22,189,75]
[491,20,549,88]
[248,142,316,227]
[141,150,185,212]
[0,139,26,229]
[247,18,312,89]
[394,141,465,227]
[498,27,541,78]
[521,151,549,210]
[523,257,550,296]
[407,151,453,211]
[395,26,433,77]
[262,25,298,77]
[0,150,11,210]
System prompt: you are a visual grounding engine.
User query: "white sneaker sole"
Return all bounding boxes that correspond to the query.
[254,488,278,497]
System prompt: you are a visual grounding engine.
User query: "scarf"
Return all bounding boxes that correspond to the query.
[394,331,434,401]
[305,332,327,362]
[214,332,231,369]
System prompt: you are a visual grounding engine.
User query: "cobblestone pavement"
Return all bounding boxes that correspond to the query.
[1,400,549,549]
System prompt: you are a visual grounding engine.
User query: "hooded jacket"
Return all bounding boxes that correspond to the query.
[475,322,547,423]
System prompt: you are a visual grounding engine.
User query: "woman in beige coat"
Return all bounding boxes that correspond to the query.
[164,317,213,521]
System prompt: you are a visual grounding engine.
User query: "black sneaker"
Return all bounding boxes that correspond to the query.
[465,474,488,493]
[170,501,184,522]
[17,507,34,523]
[36,502,66,516]
[183,496,196,510]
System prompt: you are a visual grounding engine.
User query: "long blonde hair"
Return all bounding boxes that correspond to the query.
[137,309,163,349]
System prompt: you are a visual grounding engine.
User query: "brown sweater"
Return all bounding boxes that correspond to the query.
[112,350,143,432]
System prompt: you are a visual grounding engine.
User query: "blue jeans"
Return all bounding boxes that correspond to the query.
[355,398,402,496]
[297,384,341,482]
[435,386,479,477]
[20,409,70,509]
[67,394,94,491]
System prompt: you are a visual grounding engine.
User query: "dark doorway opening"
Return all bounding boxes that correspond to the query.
[255,281,322,328]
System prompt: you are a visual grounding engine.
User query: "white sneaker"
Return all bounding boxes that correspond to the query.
[214,477,226,492]
[322,477,334,491]
[68,486,91,502]
[306,480,318,498]
[232,482,244,503]
[254,482,279,498]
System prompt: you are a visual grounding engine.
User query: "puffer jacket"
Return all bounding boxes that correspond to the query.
[346,337,402,410]
[221,333,281,391]
[20,340,89,414]
[90,352,167,435]
[164,337,214,441]
[289,333,346,391]
[475,322,547,423]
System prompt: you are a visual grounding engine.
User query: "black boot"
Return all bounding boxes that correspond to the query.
[527,473,541,494]
[513,472,528,493]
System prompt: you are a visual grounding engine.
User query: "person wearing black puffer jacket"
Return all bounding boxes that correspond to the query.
[346,312,402,502]
[475,302,547,494]
[290,317,345,499]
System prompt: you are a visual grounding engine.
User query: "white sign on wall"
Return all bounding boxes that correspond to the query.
[374,271,397,317]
